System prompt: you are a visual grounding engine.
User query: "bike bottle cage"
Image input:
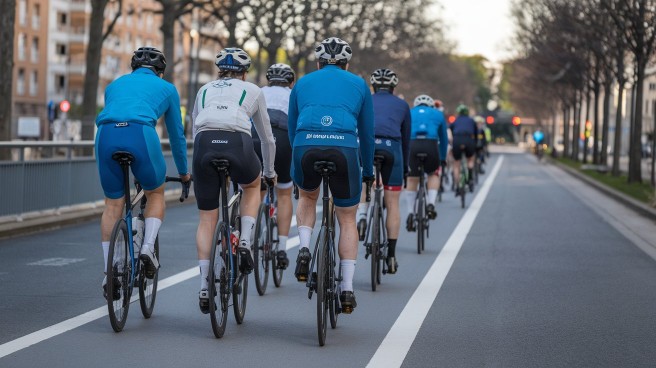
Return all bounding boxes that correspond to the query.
[415,153,428,161]
[210,159,231,171]
[313,161,337,175]
[112,151,135,165]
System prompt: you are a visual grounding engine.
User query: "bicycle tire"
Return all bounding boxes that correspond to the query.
[270,217,283,288]
[107,219,131,332]
[371,199,379,292]
[233,251,249,324]
[316,228,328,346]
[328,232,338,329]
[209,221,230,338]
[253,203,269,296]
[138,235,159,318]
[376,206,384,285]
[416,188,425,255]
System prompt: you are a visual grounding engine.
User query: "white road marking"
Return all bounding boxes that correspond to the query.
[27,258,85,267]
[367,156,505,368]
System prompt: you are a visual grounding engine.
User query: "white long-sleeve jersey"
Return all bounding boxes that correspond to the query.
[192,78,276,178]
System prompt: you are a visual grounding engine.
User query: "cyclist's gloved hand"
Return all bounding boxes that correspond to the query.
[441,160,447,168]
[180,173,192,182]
[362,175,375,185]
[264,176,276,187]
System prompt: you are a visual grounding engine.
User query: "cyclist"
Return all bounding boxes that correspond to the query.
[474,116,487,174]
[450,104,477,194]
[252,63,296,270]
[95,47,191,298]
[289,37,374,312]
[191,47,276,314]
[355,68,411,274]
[403,94,448,231]
[533,128,545,158]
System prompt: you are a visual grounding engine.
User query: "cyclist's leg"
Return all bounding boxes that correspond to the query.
[380,141,402,268]
[451,138,464,190]
[272,127,293,251]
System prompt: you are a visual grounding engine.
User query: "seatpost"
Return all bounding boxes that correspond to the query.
[322,169,330,212]
[219,169,229,223]
[121,162,131,215]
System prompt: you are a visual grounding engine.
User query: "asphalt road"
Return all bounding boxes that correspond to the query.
[1,149,656,368]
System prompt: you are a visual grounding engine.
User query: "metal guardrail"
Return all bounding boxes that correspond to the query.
[0,140,193,220]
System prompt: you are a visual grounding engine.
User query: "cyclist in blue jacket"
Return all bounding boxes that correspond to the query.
[289,37,375,312]
[95,47,191,298]
[450,104,478,194]
[403,94,448,231]
[356,68,410,274]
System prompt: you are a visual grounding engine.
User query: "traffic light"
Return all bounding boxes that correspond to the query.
[448,115,455,124]
[512,116,521,126]
[59,100,71,113]
[486,116,494,124]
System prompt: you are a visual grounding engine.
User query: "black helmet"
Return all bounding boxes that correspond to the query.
[370,68,399,88]
[266,63,295,84]
[131,47,166,74]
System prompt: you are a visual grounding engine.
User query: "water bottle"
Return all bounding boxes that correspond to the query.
[230,230,240,255]
[132,217,144,254]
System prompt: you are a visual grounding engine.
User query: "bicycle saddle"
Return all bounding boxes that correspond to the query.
[373,154,385,164]
[111,151,134,164]
[210,159,230,171]
[313,161,337,174]
[415,153,428,160]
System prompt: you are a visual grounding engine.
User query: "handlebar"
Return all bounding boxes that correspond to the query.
[165,176,192,202]
[365,180,373,203]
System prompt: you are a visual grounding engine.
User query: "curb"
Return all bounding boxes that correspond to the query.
[550,159,656,221]
[0,193,196,241]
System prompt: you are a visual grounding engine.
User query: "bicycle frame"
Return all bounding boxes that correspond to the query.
[217,168,242,289]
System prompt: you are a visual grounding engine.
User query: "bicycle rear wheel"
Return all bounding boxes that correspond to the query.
[370,200,380,291]
[316,228,328,346]
[233,251,249,324]
[376,206,384,285]
[107,219,131,332]
[209,221,230,338]
[416,191,425,255]
[138,236,159,318]
[270,217,283,288]
[253,203,269,296]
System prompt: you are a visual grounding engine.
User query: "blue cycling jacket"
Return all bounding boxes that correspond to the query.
[533,130,545,143]
[96,68,188,175]
[288,65,375,178]
[410,105,448,161]
[451,115,477,136]
[372,90,411,170]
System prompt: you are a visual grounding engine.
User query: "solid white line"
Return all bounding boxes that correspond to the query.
[366,156,505,368]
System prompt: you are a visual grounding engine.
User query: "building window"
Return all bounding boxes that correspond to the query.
[32,3,41,30]
[58,12,68,30]
[56,74,66,94]
[19,0,27,26]
[17,33,26,61]
[31,37,39,63]
[56,43,67,57]
[17,69,25,95]
[30,71,38,96]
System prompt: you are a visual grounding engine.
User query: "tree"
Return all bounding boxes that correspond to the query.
[153,0,196,83]
[0,0,16,149]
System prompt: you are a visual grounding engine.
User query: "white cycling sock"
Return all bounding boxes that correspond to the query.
[142,217,162,252]
[403,190,416,215]
[239,216,256,248]
[298,226,313,250]
[199,260,210,290]
[102,241,110,272]
[356,203,369,220]
[340,259,356,292]
[278,235,288,251]
[427,189,438,205]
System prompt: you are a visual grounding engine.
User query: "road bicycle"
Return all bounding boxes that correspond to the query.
[253,179,283,295]
[105,151,190,333]
[207,159,249,338]
[456,151,470,209]
[362,154,387,291]
[411,153,430,255]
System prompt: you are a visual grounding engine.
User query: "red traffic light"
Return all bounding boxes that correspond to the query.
[512,116,521,126]
[448,115,456,124]
[486,116,494,124]
[59,100,71,113]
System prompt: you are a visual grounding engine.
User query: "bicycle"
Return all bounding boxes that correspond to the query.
[412,153,429,255]
[362,154,387,291]
[456,153,470,209]
[206,159,249,338]
[105,151,190,333]
[253,179,283,295]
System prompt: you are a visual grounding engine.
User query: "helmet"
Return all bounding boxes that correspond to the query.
[456,104,469,115]
[414,94,434,107]
[370,68,399,88]
[314,37,352,65]
[131,47,166,74]
[474,116,485,124]
[215,47,251,72]
[266,63,295,84]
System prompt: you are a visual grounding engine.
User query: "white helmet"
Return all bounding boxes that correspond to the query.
[315,37,352,65]
[370,68,399,88]
[215,47,251,72]
[414,94,434,107]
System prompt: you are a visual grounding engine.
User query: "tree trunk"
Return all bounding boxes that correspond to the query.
[572,92,581,161]
[551,108,557,158]
[593,81,600,164]
[612,82,625,176]
[563,105,570,158]
[81,0,109,142]
[584,90,591,164]
[600,79,611,166]
[0,0,16,151]
[160,0,176,84]
[629,61,646,183]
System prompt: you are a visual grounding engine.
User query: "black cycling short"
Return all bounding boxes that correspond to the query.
[193,130,261,211]
[408,139,440,177]
[452,135,476,160]
[291,146,361,207]
[253,126,291,184]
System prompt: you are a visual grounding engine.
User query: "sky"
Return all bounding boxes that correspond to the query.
[435,0,516,63]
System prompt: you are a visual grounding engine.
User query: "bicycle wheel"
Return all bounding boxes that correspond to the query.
[370,200,380,292]
[316,228,328,346]
[376,206,384,285]
[138,235,159,318]
[209,221,230,338]
[328,232,338,329]
[270,217,283,288]
[416,190,425,255]
[107,219,131,332]
[253,203,269,296]
[233,251,249,324]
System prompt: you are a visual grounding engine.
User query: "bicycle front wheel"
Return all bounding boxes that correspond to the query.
[270,217,283,287]
[209,221,230,338]
[138,236,159,318]
[316,228,329,346]
[253,203,269,296]
[107,219,131,332]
